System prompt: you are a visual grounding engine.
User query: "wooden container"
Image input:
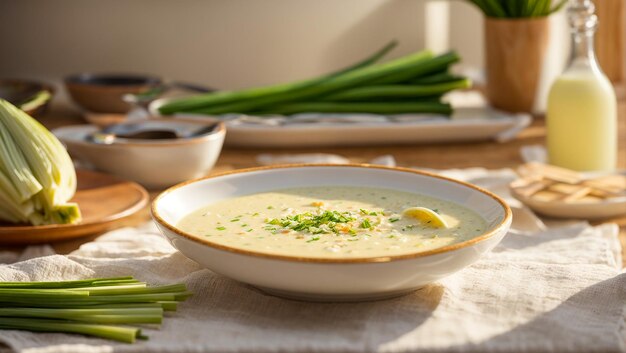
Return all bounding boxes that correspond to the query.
[595,0,626,99]
[485,17,550,113]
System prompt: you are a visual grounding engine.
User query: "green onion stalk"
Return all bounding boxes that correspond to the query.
[158,40,399,114]
[183,51,460,115]
[0,277,190,343]
[158,40,469,117]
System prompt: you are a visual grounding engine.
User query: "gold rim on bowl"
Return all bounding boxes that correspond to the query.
[151,164,513,264]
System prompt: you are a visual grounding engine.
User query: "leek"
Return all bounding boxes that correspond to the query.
[0,99,80,225]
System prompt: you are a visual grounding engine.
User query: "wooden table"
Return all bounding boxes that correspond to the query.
[8,103,626,264]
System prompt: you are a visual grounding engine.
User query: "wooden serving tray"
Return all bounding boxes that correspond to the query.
[0,169,149,245]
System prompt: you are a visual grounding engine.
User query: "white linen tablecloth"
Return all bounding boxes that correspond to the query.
[0,168,624,353]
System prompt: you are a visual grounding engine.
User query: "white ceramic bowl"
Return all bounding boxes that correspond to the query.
[54,119,225,189]
[152,165,512,301]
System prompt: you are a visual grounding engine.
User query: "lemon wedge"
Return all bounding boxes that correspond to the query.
[401,207,449,229]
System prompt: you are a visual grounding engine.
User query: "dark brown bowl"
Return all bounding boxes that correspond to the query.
[0,79,55,117]
[64,73,162,114]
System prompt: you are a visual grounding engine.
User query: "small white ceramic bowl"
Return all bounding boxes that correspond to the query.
[54,119,225,189]
[152,165,512,301]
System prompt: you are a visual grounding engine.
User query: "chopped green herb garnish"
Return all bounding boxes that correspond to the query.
[216,226,226,231]
[359,219,372,229]
[359,209,381,216]
[252,212,259,217]
[246,229,253,232]
[266,210,356,235]
[306,236,320,243]
[267,206,274,209]
[389,217,400,223]
[230,218,240,222]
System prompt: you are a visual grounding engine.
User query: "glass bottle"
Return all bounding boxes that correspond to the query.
[546,0,617,172]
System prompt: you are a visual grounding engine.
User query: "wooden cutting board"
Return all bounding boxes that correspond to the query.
[0,169,149,245]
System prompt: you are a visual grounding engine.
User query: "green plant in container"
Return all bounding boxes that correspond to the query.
[466,0,568,113]
[467,0,568,18]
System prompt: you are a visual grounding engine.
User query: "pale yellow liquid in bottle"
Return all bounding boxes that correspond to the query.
[546,62,617,172]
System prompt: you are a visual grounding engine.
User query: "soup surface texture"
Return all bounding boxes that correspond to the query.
[177,186,487,258]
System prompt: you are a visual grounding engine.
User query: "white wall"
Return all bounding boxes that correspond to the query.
[0,0,571,113]
[0,0,486,91]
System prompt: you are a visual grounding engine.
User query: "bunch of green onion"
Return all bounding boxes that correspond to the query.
[0,276,191,343]
[158,41,470,116]
[0,99,80,225]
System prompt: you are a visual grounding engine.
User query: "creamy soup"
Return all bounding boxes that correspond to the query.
[177,186,487,258]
